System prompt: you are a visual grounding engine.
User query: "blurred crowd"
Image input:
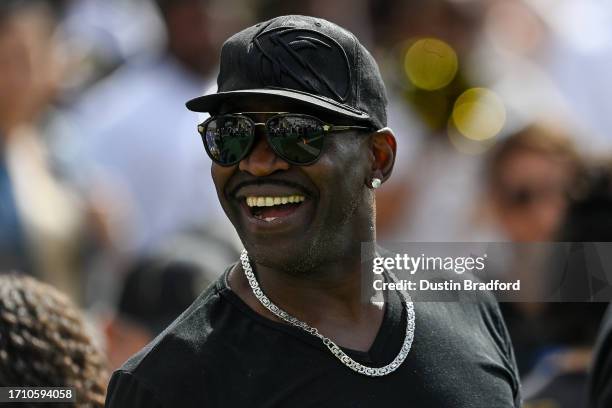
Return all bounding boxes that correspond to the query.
[1,0,612,406]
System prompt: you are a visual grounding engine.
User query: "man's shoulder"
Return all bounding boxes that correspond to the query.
[410,281,521,407]
[413,271,508,340]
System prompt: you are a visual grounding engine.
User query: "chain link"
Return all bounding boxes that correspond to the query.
[240,249,415,377]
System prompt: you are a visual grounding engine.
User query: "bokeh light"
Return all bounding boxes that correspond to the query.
[404,38,458,91]
[451,87,506,141]
[447,121,497,155]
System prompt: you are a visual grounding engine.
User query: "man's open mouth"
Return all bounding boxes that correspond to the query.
[244,195,306,222]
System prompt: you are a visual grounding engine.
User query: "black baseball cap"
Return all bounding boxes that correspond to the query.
[186,15,388,129]
[117,258,208,334]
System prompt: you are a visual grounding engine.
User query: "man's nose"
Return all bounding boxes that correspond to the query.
[238,129,290,176]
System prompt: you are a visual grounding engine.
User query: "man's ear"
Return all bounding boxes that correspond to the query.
[370,127,397,183]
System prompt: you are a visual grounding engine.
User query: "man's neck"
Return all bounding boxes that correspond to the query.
[227,243,383,351]
[257,253,366,319]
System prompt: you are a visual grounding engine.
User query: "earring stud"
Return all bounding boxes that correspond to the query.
[370,178,382,189]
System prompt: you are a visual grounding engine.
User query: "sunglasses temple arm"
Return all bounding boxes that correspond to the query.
[325,125,373,132]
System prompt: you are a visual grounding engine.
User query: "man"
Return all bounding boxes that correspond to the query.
[105,15,521,407]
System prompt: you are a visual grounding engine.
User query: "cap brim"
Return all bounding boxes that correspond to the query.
[185,88,371,124]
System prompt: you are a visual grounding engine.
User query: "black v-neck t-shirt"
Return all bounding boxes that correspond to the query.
[105,268,521,407]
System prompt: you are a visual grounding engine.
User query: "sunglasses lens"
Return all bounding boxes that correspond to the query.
[267,115,325,164]
[200,116,253,165]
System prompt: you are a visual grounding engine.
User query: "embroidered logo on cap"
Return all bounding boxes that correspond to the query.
[250,26,352,103]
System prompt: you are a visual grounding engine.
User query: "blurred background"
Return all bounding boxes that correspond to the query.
[1,0,612,406]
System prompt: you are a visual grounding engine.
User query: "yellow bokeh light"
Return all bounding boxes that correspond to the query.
[452,88,506,141]
[447,121,496,155]
[404,38,458,91]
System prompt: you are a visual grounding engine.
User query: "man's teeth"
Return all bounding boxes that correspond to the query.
[246,195,305,207]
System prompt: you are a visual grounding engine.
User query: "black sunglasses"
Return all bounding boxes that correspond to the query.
[197,112,373,166]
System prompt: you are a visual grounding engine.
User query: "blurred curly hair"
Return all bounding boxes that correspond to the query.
[0,273,108,407]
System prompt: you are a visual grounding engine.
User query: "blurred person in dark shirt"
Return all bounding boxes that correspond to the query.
[524,162,612,408]
[103,224,238,370]
[104,257,216,370]
[0,273,108,407]
[484,124,583,374]
[577,162,612,408]
[483,126,609,408]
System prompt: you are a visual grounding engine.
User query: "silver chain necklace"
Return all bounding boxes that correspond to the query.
[240,249,415,377]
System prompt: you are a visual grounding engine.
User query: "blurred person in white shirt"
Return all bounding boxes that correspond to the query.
[70,0,247,255]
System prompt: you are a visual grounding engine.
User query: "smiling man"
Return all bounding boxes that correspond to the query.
[105,15,521,407]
